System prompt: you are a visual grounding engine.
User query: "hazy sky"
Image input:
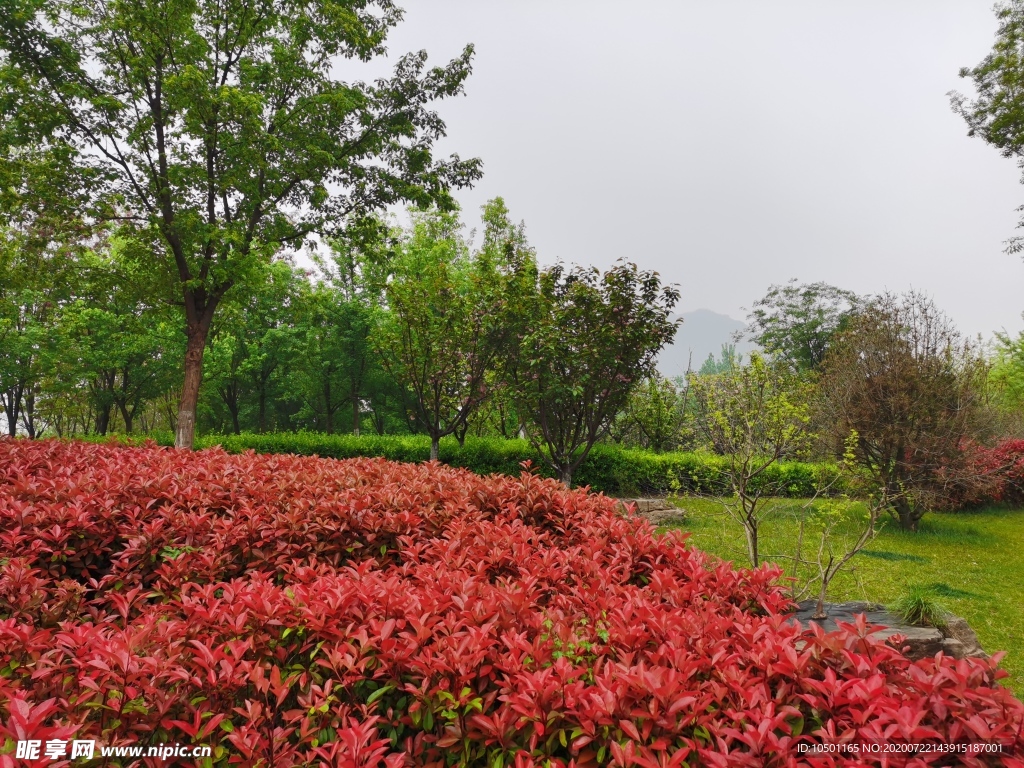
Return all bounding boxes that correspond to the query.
[352,1,1024,339]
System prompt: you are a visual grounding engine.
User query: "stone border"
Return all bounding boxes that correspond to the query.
[791,601,987,661]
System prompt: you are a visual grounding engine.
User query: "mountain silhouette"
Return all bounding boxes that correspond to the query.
[657,309,756,378]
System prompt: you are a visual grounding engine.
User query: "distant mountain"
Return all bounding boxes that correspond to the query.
[656,309,756,379]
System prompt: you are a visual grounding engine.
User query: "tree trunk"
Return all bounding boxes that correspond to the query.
[21,389,37,439]
[813,590,828,620]
[258,387,267,433]
[430,436,439,461]
[888,492,918,531]
[117,402,134,434]
[95,405,111,436]
[221,384,241,435]
[744,524,759,568]
[559,466,572,486]
[352,394,360,436]
[2,386,23,437]
[175,324,210,449]
[898,508,918,532]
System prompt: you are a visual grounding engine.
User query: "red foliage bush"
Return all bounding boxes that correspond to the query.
[947,439,1024,510]
[1,438,1022,767]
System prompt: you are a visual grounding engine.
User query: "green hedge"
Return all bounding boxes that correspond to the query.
[96,431,843,497]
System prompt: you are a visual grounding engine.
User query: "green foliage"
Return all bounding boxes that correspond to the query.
[109,430,843,498]
[506,261,681,485]
[610,373,689,452]
[52,246,182,436]
[951,0,1024,256]
[889,586,950,629]
[991,324,1024,412]
[690,352,816,566]
[744,280,860,371]
[698,344,743,375]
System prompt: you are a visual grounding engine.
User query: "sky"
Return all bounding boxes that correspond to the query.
[346,0,1024,340]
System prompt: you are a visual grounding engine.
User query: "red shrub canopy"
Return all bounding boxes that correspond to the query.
[0,439,1021,767]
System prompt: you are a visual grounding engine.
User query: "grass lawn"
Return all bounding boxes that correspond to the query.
[662,497,1024,697]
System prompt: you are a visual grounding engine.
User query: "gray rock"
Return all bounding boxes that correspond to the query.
[943,615,989,659]
[615,498,685,526]
[790,601,984,661]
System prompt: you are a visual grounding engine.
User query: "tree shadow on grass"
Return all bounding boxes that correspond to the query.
[885,521,999,547]
[859,549,930,564]
[927,582,984,600]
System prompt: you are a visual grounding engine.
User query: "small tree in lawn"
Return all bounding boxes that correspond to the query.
[506,261,680,486]
[690,353,813,567]
[800,432,887,619]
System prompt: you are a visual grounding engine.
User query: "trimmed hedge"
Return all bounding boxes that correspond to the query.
[112,431,844,497]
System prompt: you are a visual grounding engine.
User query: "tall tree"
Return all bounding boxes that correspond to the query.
[0,0,481,448]
[698,343,743,376]
[373,207,512,460]
[0,224,79,437]
[507,261,680,486]
[743,280,860,372]
[951,0,1024,255]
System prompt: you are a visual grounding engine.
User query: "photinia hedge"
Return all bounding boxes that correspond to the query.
[0,439,1022,767]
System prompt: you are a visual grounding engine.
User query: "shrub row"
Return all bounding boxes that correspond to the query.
[123,431,844,498]
[1,438,1022,766]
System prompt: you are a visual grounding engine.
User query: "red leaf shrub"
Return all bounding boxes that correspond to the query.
[1,438,1022,767]
[947,439,1024,510]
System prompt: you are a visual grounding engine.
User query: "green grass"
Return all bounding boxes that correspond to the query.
[662,497,1024,696]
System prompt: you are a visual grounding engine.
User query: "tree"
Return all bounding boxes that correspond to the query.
[951,0,1024,255]
[611,373,686,453]
[817,292,987,531]
[49,243,182,435]
[373,207,511,460]
[507,261,680,486]
[290,282,374,435]
[743,280,860,371]
[690,353,814,567]
[200,260,301,434]
[0,0,481,448]
[0,223,79,437]
[698,343,743,375]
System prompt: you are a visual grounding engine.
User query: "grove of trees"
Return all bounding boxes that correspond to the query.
[3,0,1024,532]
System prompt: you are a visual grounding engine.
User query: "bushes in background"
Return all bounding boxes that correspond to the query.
[119,431,844,498]
[2,438,1022,766]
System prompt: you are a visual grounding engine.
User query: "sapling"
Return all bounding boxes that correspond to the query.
[690,353,814,567]
[806,431,889,620]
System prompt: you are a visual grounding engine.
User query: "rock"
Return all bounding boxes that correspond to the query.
[615,498,685,526]
[790,601,985,661]
[943,615,989,659]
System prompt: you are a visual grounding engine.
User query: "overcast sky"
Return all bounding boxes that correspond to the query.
[353,1,1024,339]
